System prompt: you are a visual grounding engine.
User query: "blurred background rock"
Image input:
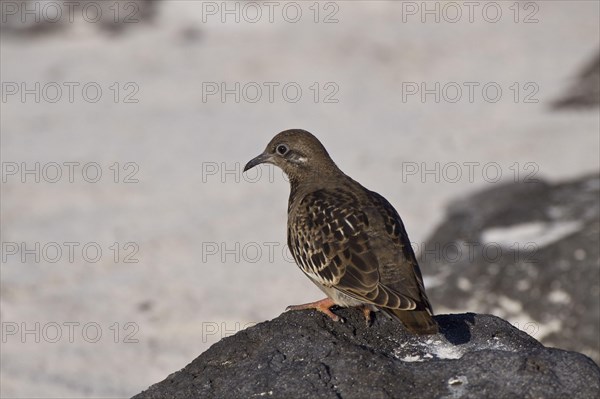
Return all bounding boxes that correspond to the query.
[420,174,600,364]
[1,1,598,397]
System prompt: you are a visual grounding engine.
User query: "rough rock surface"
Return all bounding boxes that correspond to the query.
[133,310,599,399]
[420,174,600,363]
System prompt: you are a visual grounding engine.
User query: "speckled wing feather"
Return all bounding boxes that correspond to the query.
[367,190,434,314]
[288,188,422,311]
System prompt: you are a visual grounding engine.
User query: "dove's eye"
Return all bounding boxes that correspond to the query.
[276,144,289,155]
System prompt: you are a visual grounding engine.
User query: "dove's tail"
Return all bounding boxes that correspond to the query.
[384,308,439,335]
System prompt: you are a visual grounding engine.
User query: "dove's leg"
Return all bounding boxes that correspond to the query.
[286,298,342,322]
[362,305,374,326]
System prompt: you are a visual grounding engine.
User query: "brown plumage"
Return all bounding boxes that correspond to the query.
[244,129,438,334]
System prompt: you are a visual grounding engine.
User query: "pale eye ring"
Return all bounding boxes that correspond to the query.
[276,144,289,155]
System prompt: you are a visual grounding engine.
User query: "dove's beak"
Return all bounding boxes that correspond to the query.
[243,152,271,172]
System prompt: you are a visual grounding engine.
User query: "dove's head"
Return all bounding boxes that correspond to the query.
[244,129,339,184]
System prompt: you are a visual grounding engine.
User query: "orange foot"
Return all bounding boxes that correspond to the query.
[285,297,344,322]
[362,305,374,327]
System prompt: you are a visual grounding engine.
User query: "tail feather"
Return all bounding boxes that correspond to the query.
[385,308,438,335]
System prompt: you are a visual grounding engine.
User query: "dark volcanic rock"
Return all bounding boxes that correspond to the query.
[553,51,600,109]
[0,0,158,36]
[419,174,600,363]
[133,310,599,399]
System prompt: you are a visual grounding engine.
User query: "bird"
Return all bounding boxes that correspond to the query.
[243,129,438,334]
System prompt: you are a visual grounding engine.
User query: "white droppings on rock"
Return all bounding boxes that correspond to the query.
[394,339,466,362]
[399,355,423,362]
[419,339,465,361]
[445,375,468,399]
[429,342,464,360]
[254,391,273,397]
[485,337,513,352]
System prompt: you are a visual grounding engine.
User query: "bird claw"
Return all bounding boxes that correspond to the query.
[322,312,344,323]
[285,298,342,322]
[362,306,373,327]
